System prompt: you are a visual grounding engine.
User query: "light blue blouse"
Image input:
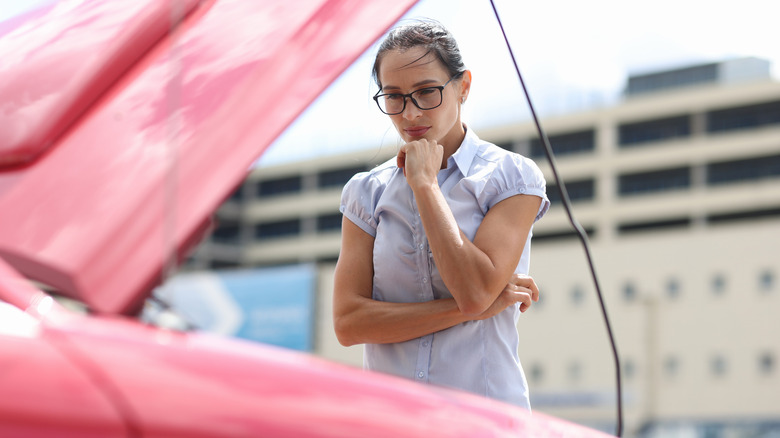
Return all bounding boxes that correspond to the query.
[339,127,549,408]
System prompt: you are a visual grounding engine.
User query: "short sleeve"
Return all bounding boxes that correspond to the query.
[339,171,382,237]
[482,154,550,223]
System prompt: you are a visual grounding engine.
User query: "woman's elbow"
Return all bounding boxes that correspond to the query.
[333,317,359,347]
[456,295,491,318]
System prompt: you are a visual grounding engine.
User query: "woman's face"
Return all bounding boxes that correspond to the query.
[376,47,470,150]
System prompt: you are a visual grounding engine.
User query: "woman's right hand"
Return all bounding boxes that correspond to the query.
[397,139,443,189]
[473,274,540,320]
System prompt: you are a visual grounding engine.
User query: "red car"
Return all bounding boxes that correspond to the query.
[0,1,611,436]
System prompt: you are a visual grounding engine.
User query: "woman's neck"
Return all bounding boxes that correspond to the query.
[439,123,467,169]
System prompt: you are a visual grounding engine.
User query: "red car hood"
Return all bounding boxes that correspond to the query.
[0,253,613,437]
[0,0,416,314]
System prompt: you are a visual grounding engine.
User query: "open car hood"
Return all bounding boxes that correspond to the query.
[0,0,417,314]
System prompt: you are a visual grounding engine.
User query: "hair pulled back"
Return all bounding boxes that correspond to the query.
[372,20,466,89]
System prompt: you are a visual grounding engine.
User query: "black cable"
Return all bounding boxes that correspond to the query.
[487,1,623,436]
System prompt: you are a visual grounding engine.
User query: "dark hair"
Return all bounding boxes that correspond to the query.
[372,20,466,89]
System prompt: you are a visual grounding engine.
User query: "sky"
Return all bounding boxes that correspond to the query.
[260,0,780,165]
[2,0,778,166]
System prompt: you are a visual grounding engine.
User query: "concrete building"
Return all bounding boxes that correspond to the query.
[187,58,780,436]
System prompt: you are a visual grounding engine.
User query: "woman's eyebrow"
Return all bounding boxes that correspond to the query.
[382,79,441,92]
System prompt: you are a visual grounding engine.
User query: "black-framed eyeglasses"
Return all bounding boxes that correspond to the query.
[373,76,456,115]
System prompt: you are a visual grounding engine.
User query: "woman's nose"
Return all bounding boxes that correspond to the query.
[402,97,422,120]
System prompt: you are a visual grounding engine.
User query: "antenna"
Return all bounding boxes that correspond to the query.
[487,1,623,435]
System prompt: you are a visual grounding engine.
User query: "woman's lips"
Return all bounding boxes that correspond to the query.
[404,126,430,137]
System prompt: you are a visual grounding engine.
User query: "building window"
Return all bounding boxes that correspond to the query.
[707,154,780,186]
[711,274,726,295]
[627,63,718,95]
[707,206,780,225]
[529,129,595,159]
[618,167,691,196]
[316,254,340,264]
[623,358,636,380]
[318,166,365,189]
[534,286,545,309]
[495,141,514,152]
[663,356,679,378]
[619,115,691,147]
[257,175,302,197]
[666,277,680,299]
[759,269,775,292]
[533,226,597,244]
[570,285,584,306]
[209,260,241,270]
[567,361,582,383]
[710,355,727,377]
[529,363,544,383]
[316,213,343,232]
[227,184,244,202]
[618,217,691,235]
[255,219,301,240]
[212,222,240,244]
[547,179,595,205]
[759,352,775,375]
[622,282,637,302]
[706,100,780,133]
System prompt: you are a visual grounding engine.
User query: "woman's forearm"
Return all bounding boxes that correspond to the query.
[333,212,538,347]
[333,295,469,346]
[333,218,473,346]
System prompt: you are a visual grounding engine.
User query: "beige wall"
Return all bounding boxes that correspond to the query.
[526,218,780,432]
[306,79,780,436]
[315,263,363,368]
[312,219,780,435]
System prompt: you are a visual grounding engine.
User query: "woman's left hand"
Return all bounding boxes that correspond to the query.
[471,274,540,320]
[506,273,540,313]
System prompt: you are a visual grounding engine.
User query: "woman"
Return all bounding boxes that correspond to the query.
[333,20,549,409]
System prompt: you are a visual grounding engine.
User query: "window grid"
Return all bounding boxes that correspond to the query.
[622,282,637,302]
[619,115,691,146]
[212,222,240,244]
[617,218,691,234]
[316,213,343,232]
[707,154,780,185]
[710,355,727,377]
[707,100,780,132]
[666,278,681,299]
[257,176,302,197]
[318,166,366,189]
[759,270,775,292]
[664,356,680,378]
[759,352,775,375]
[547,179,596,205]
[529,130,595,158]
[711,274,727,295]
[570,285,584,306]
[618,167,691,196]
[255,219,301,240]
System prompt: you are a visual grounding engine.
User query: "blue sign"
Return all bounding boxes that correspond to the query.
[216,264,315,351]
[156,264,316,351]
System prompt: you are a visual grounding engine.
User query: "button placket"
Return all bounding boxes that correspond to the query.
[415,334,433,382]
[411,195,433,384]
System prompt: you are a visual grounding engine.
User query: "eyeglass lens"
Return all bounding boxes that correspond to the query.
[379,87,442,114]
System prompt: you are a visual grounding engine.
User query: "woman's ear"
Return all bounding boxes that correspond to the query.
[459,70,472,104]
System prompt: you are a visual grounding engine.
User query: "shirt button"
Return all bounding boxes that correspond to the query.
[417,371,425,379]
[422,341,429,347]
[422,277,428,283]
[418,243,424,250]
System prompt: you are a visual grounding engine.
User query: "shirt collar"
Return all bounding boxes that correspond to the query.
[448,124,479,176]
